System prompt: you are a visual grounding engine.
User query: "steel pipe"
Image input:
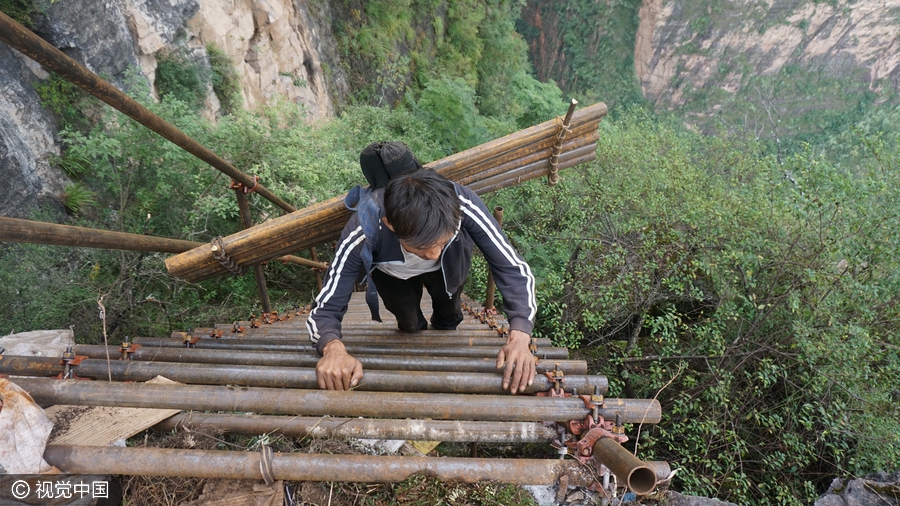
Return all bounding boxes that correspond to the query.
[14,378,660,423]
[235,188,272,313]
[155,412,558,443]
[0,356,607,395]
[73,345,589,375]
[593,438,659,495]
[0,216,327,269]
[0,216,199,253]
[44,445,597,486]
[188,330,553,348]
[0,11,296,214]
[132,337,570,359]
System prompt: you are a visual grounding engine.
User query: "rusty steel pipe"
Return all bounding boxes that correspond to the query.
[0,216,326,268]
[132,337,570,359]
[187,330,553,348]
[14,378,660,423]
[0,11,296,214]
[73,345,588,375]
[44,445,598,486]
[164,103,607,283]
[155,412,558,443]
[593,438,659,495]
[0,355,607,395]
[235,187,272,314]
[0,216,199,253]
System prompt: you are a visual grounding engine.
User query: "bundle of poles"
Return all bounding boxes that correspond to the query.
[4,294,668,494]
[164,101,605,282]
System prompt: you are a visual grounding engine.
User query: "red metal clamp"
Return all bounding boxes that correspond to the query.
[119,342,141,360]
[229,175,260,194]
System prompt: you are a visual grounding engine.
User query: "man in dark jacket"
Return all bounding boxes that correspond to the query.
[306,149,537,394]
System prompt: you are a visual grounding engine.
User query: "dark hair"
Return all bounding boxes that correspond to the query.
[383,169,461,249]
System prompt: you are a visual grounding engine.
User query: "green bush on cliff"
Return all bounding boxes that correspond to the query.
[491,107,900,504]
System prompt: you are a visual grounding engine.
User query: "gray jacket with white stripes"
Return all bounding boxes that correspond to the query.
[306,182,537,355]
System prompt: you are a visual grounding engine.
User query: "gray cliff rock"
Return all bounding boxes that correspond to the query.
[0,44,66,218]
[635,0,900,136]
[814,471,900,506]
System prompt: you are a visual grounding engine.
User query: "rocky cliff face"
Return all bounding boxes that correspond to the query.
[635,0,900,136]
[0,0,337,219]
[0,44,66,218]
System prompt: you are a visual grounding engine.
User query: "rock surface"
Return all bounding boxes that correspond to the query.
[814,471,900,506]
[635,0,900,134]
[0,44,66,218]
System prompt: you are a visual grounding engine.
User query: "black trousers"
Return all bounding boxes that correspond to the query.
[370,268,464,332]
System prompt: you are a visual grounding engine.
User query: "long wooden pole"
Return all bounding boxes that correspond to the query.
[166,102,607,282]
[0,216,327,269]
[233,186,272,313]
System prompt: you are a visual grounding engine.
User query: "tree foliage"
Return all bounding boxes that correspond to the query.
[491,107,900,504]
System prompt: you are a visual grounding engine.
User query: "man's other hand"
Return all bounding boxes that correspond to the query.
[496,329,536,394]
[316,340,364,390]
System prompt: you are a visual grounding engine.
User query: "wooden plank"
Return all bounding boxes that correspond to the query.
[44,376,181,446]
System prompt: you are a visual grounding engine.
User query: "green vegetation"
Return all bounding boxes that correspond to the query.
[61,182,96,215]
[516,0,644,109]
[330,0,565,153]
[489,107,900,504]
[0,0,37,28]
[155,50,211,110]
[206,44,242,114]
[33,72,98,133]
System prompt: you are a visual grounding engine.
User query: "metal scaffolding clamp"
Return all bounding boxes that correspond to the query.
[119,341,141,360]
[249,314,259,328]
[229,175,261,195]
[181,331,201,348]
[232,321,245,333]
[209,329,224,339]
[58,347,89,379]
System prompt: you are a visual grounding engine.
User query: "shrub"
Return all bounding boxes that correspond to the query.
[155,51,210,110]
[206,44,242,114]
[493,107,900,504]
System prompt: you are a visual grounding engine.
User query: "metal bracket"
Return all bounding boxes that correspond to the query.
[209,329,224,339]
[181,332,201,348]
[119,341,141,360]
[232,321,245,333]
[58,348,90,379]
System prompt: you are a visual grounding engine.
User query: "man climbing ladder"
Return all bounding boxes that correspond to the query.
[306,142,538,394]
